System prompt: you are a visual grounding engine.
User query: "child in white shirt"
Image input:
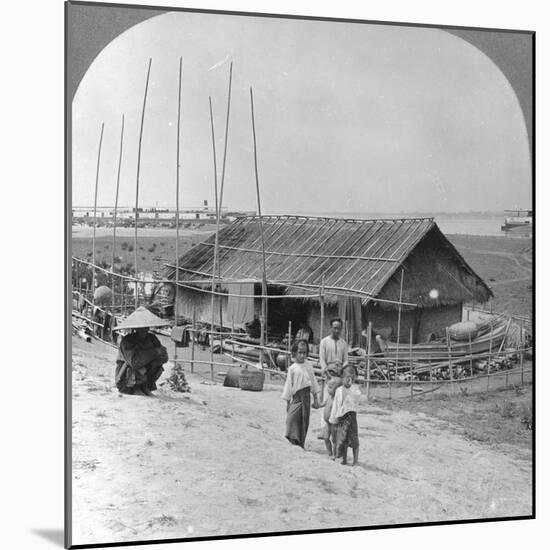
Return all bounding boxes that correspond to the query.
[281,339,322,448]
[329,366,360,465]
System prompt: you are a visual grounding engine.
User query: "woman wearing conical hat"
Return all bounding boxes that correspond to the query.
[113,307,169,396]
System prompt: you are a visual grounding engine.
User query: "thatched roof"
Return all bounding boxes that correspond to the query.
[163,215,492,308]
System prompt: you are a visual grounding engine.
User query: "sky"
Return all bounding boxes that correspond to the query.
[72,11,532,214]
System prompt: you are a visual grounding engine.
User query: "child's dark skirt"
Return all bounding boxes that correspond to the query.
[285,387,311,448]
[335,411,359,458]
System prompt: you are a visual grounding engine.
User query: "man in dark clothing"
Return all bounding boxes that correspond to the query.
[113,306,169,396]
[116,328,168,395]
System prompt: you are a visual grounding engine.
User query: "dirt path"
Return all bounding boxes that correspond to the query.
[71,338,532,546]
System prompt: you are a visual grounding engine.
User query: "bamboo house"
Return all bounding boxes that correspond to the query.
[162,215,493,347]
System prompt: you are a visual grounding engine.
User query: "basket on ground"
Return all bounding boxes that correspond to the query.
[223,366,242,388]
[239,367,265,392]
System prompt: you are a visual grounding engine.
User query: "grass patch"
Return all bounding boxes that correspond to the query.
[377,383,532,451]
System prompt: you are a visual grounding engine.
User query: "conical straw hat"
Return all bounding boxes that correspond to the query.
[113,306,168,331]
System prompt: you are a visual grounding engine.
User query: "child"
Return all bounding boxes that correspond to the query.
[317,376,341,458]
[281,339,322,448]
[329,365,360,465]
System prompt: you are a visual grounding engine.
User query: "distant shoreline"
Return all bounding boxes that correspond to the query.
[71,225,530,240]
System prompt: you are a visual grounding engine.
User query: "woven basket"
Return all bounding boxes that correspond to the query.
[223,367,242,388]
[239,367,265,392]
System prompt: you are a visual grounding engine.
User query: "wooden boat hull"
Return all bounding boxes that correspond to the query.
[380,323,508,361]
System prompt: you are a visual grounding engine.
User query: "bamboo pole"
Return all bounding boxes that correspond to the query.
[250,87,268,368]
[191,306,196,373]
[498,319,512,386]
[134,57,152,309]
[231,319,235,361]
[392,268,405,400]
[77,262,81,303]
[318,281,326,397]
[409,327,414,398]
[446,328,454,392]
[319,273,325,345]
[122,279,126,317]
[520,319,524,384]
[174,56,183,370]
[111,114,125,312]
[468,330,473,377]
[287,320,292,360]
[91,122,105,305]
[487,319,493,391]
[216,62,233,341]
[208,96,220,380]
[429,357,433,401]
[366,321,372,402]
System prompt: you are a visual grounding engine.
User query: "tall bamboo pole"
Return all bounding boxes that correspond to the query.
[216,62,233,338]
[250,87,268,368]
[174,56,183,368]
[134,57,152,309]
[111,114,125,311]
[92,122,105,306]
[208,96,220,380]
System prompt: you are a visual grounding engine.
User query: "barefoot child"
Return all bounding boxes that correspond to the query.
[282,339,322,448]
[329,366,360,465]
[317,376,341,457]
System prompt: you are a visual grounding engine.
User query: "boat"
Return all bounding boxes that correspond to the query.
[377,316,510,364]
[501,209,532,232]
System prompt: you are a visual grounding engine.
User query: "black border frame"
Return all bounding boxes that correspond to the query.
[64,2,536,548]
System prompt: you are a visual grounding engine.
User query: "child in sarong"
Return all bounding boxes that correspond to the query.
[281,339,322,448]
[317,376,341,458]
[329,366,361,465]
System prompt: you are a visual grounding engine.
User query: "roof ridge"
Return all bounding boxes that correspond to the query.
[238,214,435,223]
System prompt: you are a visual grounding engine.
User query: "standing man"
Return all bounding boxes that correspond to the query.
[319,318,349,378]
